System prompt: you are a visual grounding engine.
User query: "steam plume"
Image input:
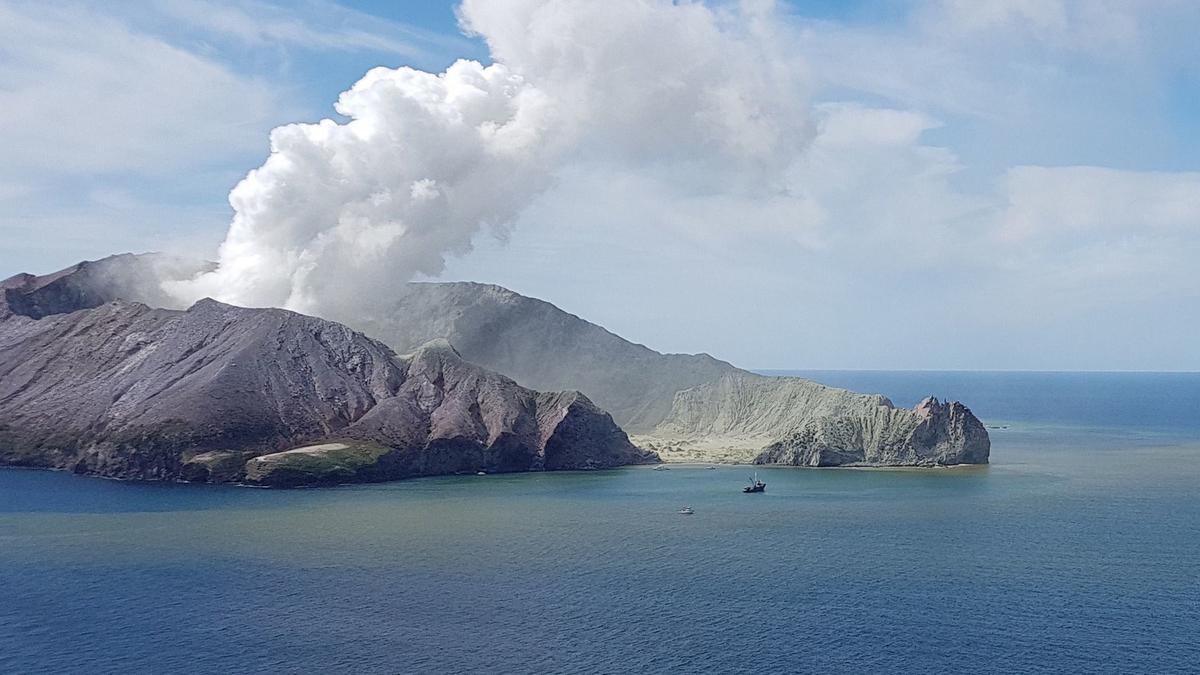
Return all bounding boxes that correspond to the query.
[173,0,810,320]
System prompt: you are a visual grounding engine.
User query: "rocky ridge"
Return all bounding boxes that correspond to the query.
[0,280,653,485]
[354,281,735,432]
[355,281,991,466]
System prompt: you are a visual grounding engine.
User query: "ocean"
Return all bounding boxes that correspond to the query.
[2,371,1198,674]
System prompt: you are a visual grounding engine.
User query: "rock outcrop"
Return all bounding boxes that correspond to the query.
[637,373,990,466]
[0,286,654,485]
[752,396,991,467]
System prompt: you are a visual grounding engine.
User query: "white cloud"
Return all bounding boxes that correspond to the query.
[0,2,282,177]
[998,166,1200,242]
[0,1,294,275]
[0,0,471,276]
[0,182,34,202]
[797,0,1200,130]
[458,0,810,174]
[440,97,1200,369]
[922,0,1148,54]
[981,165,1200,325]
[932,0,1069,34]
[152,0,473,59]
[813,104,941,147]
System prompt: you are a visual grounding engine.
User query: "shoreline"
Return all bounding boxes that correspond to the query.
[2,458,991,490]
[634,461,990,472]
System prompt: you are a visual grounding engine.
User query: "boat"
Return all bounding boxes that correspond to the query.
[677,507,695,515]
[743,473,766,493]
[653,465,670,471]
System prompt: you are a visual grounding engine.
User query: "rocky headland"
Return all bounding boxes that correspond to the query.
[644,372,990,466]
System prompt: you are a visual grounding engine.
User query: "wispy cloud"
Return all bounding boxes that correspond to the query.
[150,0,475,60]
[0,0,472,275]
[0,1,281,274]
[0,2,284,176]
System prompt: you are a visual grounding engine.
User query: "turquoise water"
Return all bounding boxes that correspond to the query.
[2,372,1199,674]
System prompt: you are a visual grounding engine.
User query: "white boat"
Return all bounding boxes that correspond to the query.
[677,506,695,515]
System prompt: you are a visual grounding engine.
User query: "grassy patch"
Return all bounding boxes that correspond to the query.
[244,441,392,486]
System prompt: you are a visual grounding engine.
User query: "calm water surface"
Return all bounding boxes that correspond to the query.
[2,372,1198,674]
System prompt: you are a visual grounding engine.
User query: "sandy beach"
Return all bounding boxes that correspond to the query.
[631,434,767,464]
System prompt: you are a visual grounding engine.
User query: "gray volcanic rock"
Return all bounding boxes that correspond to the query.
[0,252,208,320]
[354,282,736,432]
[751,395,990,467]
[646,372,990,466]
[325,338,653,481]
[4,255,990,467]
[351,283,989,466]
[0,298,400,480]
[0,296,653,485]
[653,371,899,439]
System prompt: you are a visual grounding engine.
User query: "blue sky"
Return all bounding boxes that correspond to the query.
[2,0,1198,371]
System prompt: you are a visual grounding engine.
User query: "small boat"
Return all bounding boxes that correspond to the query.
[653,465,671,471]
[743,472,766,493]
[678,506,695,515]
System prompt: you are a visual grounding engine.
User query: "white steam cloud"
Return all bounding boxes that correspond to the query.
[173,0,810,319]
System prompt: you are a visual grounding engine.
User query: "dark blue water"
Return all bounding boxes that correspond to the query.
[2,372,1199,674]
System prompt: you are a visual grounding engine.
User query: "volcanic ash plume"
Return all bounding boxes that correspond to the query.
[172,0,810,321]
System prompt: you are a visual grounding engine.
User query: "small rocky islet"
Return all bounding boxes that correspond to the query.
[0,254,988,486]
